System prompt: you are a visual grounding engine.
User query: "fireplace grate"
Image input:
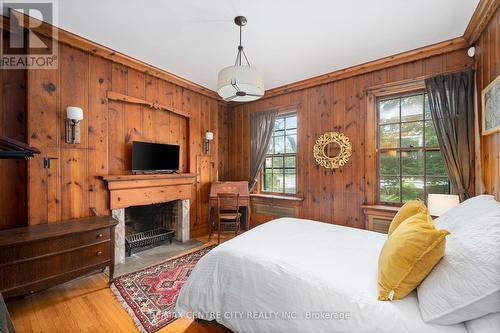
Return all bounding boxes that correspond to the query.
[125,228,174,256]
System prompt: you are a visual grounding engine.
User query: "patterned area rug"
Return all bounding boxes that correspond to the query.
[111,245,216,333]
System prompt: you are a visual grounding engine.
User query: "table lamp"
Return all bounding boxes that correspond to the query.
[428,194,460,217]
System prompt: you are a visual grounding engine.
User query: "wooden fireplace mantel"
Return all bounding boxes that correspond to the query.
[101,173,196,210]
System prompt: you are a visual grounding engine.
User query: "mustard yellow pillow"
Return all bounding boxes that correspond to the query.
[388,199,428,236]
[378,212,449,301]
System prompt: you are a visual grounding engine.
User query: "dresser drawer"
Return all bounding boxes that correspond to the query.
[0,242,110,291]
[0,228,110,265]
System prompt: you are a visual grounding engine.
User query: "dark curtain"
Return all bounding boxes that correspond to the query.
[425,70,475,201]
[249,109,278,191]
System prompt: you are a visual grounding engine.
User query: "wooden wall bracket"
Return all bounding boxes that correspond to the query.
[106,91,191,118]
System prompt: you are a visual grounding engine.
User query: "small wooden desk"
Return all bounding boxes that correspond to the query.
[209,181,250,234]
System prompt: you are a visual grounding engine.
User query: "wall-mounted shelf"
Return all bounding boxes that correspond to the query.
[0,135,40,160]
[0,151,32,159]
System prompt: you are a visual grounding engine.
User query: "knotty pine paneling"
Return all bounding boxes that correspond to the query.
[226,50,474,229]
[0,30,27,230]
[476,7,500,200]
[87,55,111,216]
[59,45,90,221]
[217,102,229,180]
[10,34,224,237]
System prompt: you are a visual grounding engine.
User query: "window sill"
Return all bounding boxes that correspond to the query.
[360,204,400,214]
[361,204,401,218]
[250,194,304,206]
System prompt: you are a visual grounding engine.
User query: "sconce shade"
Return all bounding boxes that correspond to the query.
[428,194,460,216]
[205,131,214,141]
[67,106,84,121]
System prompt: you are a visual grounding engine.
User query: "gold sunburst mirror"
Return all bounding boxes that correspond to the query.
[313,132,352,169]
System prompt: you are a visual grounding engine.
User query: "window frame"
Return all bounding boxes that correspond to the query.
[376,90,450,205]
[260,111,298,195]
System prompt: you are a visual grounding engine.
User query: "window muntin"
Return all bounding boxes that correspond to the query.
[377,92,450,204]
[262,113,297,194]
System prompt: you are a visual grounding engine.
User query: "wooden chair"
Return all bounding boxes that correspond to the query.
[215,193,241,244]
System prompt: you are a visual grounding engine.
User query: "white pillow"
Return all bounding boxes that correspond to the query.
[465,312,500,333]
[417,195,500,325]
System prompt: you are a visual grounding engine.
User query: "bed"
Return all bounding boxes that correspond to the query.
[175,218,467,333]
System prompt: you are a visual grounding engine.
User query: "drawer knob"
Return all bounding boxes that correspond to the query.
[96,251,103,256]
[97,233,103,238]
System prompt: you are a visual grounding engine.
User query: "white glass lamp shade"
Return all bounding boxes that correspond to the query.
[66,106,84,121]
[428,194,460,216]
[205,131,214,141]
[217,65,264,102]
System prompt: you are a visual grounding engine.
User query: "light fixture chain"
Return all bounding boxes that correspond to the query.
[234,49,240,66]
[241,48,251,66]
[234,23,251,66]
[239,24,242,66]
[239,24,242,48]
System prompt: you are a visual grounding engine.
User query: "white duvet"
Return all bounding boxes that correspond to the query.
[175,218,467,333]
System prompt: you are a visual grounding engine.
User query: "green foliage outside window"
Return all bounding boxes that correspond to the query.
[378,93,450,204]
[262,113,297,194]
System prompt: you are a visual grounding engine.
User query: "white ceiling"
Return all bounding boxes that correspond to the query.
[55,0,479,91]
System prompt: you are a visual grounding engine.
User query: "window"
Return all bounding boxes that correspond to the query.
[377,92,450,204]
[262,113,297,194]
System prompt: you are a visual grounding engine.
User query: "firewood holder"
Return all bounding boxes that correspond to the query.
[125,228,174,256]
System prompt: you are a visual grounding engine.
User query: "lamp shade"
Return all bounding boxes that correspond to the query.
[205,131,214,141]
[217,65,264,102]
[66,106,84,121]
[428,194,460,216]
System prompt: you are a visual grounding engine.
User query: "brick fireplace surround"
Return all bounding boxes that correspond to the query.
[102,173,196,264]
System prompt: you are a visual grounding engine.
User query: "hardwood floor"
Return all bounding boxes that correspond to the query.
[6,234,236,333]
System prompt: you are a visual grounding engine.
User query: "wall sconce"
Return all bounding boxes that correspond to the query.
[66,106,84,144]
[204,131,214,154]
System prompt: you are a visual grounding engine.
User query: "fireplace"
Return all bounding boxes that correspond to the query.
[102,173,196,264]
[126,202,177,236]
[124,202,177,256]
[111,199,190,263]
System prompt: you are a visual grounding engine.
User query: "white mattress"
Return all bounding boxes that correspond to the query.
[175,218,467,333]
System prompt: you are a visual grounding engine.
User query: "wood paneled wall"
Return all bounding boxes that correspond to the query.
[0,28,228,236]
[217,102,230,181]
[1,8,496,234]
[226,49,474,229]
[476,7,499,200]
[0,29,27,230]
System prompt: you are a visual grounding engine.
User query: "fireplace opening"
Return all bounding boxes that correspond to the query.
[124,202,178,256]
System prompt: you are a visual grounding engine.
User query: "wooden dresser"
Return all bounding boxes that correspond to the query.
[0,216,117,298]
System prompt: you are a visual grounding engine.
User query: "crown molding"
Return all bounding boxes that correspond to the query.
[463,0,499,44]
[1,12,220,100]
[252,37,468,101]
[3,2,492,103]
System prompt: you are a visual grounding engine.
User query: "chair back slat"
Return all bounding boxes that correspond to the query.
[214,192,241,244]
[217,193,240,214]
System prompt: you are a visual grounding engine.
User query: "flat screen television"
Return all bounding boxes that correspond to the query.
[131,141,180,172]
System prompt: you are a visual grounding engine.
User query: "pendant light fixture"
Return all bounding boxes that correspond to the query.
[217,16,264,102]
